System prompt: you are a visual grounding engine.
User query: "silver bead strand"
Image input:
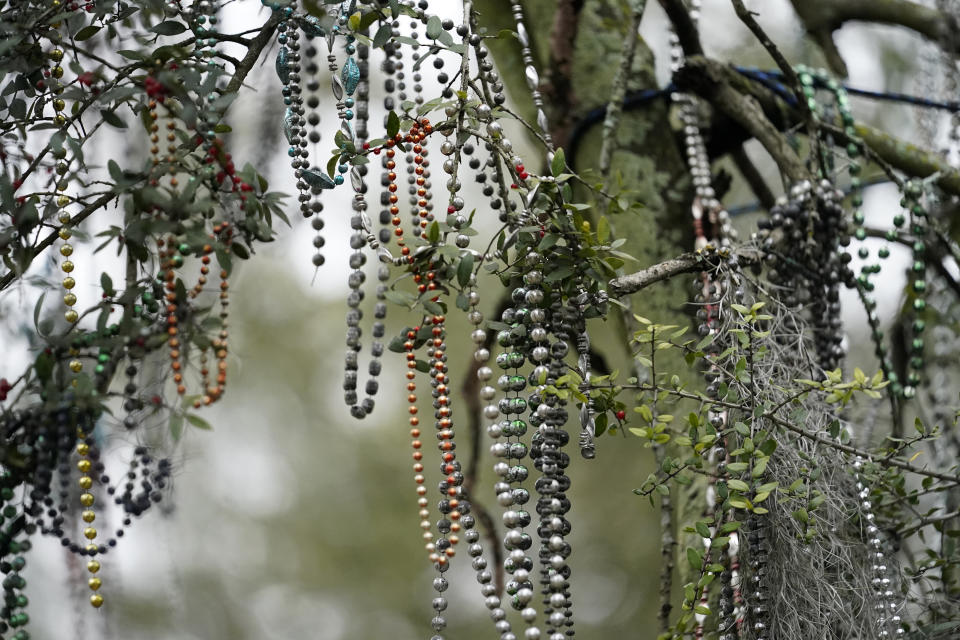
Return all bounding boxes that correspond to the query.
[509,1,554,156]
[668,0,735,246]
[343,37,384,419]
[853,456,904,637]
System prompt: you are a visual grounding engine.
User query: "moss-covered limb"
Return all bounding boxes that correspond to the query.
[598,0,648,181]
[855,124,960,195]
[676,56,810,183]
[790,0,957,77]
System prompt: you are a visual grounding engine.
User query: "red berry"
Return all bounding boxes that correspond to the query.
[616,410,626,421]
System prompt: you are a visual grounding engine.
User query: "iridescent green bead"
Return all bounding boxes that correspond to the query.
[855,228,866,241]
[0,488,12,501]
[892,214,905,228]
[912,260,925,273]
[852,194,863,207]
[853,211,865,225]
[510,420,527,436]
[913,319,925,333]
[910,357,924,369]
[496,330,512,347]
[913,280,926,293]
[912,338,924,352]
[857,247,869,259]
[913,241,925,254]
[2,506,15,518]
[913,299,926,311]
[878,247,890,259]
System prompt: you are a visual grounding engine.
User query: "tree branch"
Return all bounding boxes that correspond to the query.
[0,191,119,292]
[598,0,648,181]
[676,56,810,184]
[657,0,703,56]
[540,0,583,145]
[608,246,764,297]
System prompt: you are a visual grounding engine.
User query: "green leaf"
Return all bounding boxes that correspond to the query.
[596,216,610,244]
[101,109,126,128]
[426,16,443,40]
[457,252,474,287]
[427,220,440,244]
[100,272,114,296]
[151,21,188,36]
[185,413,213,430]
[686,547,703,570]
[373,23,393,48]
[551,148,566,177]
[169,413,184,441]
[74,25,102,41]
[387,110,400,138]
[727,479,750,492]
[107,159,123,183]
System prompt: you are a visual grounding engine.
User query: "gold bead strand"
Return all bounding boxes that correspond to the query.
[75,437,104,608]
[49,43,80,349]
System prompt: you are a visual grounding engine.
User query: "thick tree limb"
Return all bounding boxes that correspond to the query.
[789,0,958,76]
[657,0,703,56]
[598,0,648,180]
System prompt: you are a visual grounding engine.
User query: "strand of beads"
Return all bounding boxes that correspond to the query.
[341,35,383,419]
[300,31,328,266]
[209,223,232,404]
[190,0,221,178]
[853,456,904,637]
[899,179,928,399]
[668,0,734,248]
[48,41,80,360]
[158,238,186,397]
[75,418,104,608]
[491,292,538,640]
[426,303,468,639]
[814,69,902,396]
[405,326,434,555]
[508,1,553,153]
[536,292,577,640]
